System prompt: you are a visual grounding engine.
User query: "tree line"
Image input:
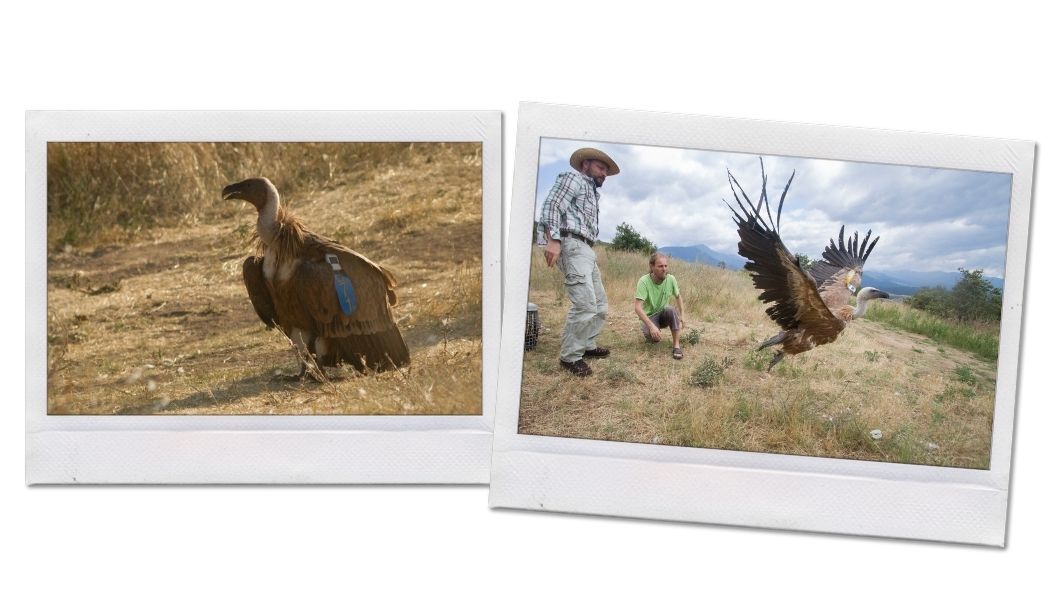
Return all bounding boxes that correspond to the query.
[905,268,1002,324]
[594,223,1003,325]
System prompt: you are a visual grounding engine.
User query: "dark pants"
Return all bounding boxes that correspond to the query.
[641,306,681,342]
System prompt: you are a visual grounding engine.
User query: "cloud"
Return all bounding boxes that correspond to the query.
[531,138,1012,277]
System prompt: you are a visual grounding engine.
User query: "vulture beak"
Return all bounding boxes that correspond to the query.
[874,289,890,299]
[222,183,242,201]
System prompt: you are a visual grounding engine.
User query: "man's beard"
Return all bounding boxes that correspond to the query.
[591,175,605,188]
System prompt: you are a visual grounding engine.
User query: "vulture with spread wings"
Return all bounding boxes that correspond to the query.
[224,177,410,379]
[726,159,889,370]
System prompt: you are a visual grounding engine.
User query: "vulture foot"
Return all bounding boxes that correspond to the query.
[766,350,785,372]
[273,371,307,383]
[296,360,327,383]
[271,364,326,383]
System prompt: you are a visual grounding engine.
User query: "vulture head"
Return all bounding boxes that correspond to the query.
[222,177,278,211]
[856,287,890,302]
[853,286,890,318]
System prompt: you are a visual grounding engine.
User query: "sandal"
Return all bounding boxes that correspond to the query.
[672,347,684,360]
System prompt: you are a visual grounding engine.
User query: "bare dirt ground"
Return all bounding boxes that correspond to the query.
[47,146,482,415]
[518,246,997,469]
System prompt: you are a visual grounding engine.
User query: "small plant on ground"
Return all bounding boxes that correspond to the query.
[684,328,701,345]
[604,365,637,385]
[744,349,769,371]
[953,364,978,386]
[689,357,724,388]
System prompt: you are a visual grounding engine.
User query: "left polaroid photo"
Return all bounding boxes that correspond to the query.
[27,111,501,483]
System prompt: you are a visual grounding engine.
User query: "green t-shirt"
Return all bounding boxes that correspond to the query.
[635,274,680,316]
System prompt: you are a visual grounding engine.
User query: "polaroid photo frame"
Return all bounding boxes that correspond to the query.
[27,111,501,483]
[490,102,1034,545]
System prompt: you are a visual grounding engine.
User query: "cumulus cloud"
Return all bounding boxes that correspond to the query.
[531,138,1012,277]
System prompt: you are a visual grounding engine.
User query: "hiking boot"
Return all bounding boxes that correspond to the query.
[559,359,593,377]
[583,346,610,358]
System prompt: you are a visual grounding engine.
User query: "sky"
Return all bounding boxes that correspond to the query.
[534,138,1013,277]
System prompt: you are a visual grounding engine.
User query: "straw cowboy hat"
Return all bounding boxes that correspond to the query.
[570,147,620,175]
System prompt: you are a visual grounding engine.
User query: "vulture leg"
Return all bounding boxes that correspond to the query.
[758,331,788,350]
[767,350,785,372]
[288,329,326,382]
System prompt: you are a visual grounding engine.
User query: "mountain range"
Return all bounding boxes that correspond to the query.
[660,243,1004,296]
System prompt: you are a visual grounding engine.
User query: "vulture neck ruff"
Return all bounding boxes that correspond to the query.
[254,189,308,267]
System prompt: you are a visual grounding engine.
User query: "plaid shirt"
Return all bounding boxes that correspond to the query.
[540,170,600,243]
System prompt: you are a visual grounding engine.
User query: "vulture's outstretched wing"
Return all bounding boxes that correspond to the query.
[283,234,410,370]
[809,226,879,310]
[242,256,279,329]
[726,160,846,342]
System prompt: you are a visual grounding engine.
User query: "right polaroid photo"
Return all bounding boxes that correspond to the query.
[491,103,1035,545]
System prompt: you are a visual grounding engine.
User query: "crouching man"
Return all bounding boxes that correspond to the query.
[634,252,685,360]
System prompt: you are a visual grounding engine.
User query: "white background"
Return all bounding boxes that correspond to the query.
[7,1,1050,590]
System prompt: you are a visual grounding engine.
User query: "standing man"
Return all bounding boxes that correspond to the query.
[634,252,686,360]
[539,147,620,377]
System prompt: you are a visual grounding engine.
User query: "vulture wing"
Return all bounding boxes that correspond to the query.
[242,256,279,329]
[285,233,410,370]
[726,160,846,341]
[809,227,879,310]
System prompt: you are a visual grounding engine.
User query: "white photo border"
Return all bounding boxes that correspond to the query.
[27,110,502,484]
[490,102,1034,545]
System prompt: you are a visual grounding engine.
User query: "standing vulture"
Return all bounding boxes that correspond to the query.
[726,159,889,370]
[224,177,410,378]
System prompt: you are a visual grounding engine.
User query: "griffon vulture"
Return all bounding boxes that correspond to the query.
[223,177,410,378]
[725,159,889,370]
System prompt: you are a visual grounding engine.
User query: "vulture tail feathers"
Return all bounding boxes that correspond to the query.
[323,328,411,372]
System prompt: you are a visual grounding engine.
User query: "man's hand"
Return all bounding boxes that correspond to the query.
[544,239,561,267]
[648,323,661,342]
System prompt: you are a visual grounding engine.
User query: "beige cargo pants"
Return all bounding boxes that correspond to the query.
[556,236,608,363]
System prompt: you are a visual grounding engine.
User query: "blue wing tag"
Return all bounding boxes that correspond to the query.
[325,254,357,315]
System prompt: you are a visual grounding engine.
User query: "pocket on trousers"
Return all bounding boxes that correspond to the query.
[564,272,587,286]
[560,240,590,284]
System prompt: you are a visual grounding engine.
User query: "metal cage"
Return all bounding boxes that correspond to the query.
[525,302,540,351]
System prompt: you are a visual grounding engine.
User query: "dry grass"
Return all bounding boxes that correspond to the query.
[47,142,421,249]
[47,142,482,415]
[519,246,997,468]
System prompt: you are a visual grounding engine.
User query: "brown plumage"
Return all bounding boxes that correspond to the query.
[224,177,410,378]
[725,159,888,370]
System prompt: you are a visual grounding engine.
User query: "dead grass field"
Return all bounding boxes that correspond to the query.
[47,142,482,415]
[519,246,997,469]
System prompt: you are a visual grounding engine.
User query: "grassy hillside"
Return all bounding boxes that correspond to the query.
[47,142,421,250]
[519,246,998,469]
[46,142,483,415]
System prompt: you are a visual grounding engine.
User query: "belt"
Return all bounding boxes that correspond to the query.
[560,230,594,247]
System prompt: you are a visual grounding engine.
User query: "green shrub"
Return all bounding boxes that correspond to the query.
[684,329,701,345]
[689,357,724,388]
[953,364,978,386]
